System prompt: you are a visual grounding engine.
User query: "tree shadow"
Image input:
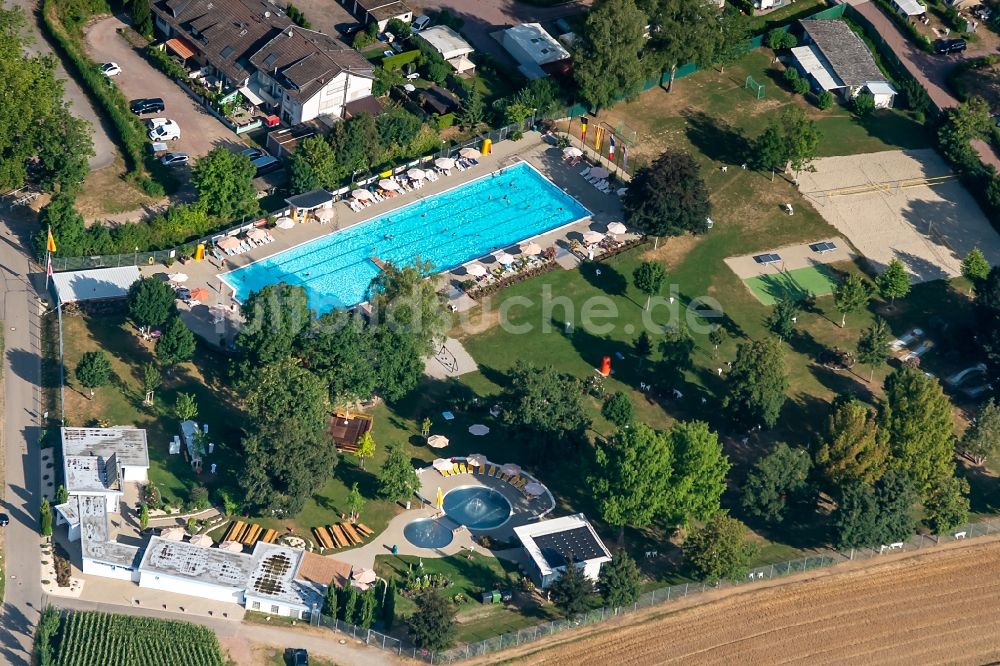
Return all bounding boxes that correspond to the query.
[682,110,751,165]
[579,260,628,298]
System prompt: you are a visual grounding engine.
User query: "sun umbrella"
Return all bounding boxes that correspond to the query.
[501,463,521,476]
[275,217,294,230]
[467,453,487,467]
[189,287,210,302]
[433,458,454,471]
[607,222,627,235]
[468,424,490,436]
[168,272,188,283]
[247,228,268,242]
[217,237,241,252]
[459,147,481,159]
[378,178,400,191]
[219,540,244,553]
[353,567,378,585]
[466,263,487,277]
[495,252,514,266]
[589,167,609,179]
[582,230,605,245]
[160,527,185,541]
[563,146,583,158]
[525,482,545,497]
[427,434,450,449]
[352,189,372,201]
[435,157,456,170]
[189,534,213,548]
[518,242,541,256]
[314,207,335,223]
[407,168,426,180]
[436,486,444,510]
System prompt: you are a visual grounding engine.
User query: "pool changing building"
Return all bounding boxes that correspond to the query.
[514,514,611,588]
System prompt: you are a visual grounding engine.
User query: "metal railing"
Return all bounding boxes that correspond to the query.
[315,517,1000,664]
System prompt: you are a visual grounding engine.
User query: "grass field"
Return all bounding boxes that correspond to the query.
[744,264,840,305]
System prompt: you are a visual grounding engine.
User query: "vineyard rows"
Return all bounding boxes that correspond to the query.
[52,611,224,666]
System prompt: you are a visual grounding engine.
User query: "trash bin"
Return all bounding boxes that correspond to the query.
[405,501,411,510]
[491,591,501,604]
[480,592,493,605]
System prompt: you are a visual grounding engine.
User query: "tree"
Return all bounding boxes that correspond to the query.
[341,586,359,623]
[597,551,641,607]
[659,323,695,385]
[382,578,396,630]
[322,583,338,616]
[572,0,648,109]
[852,92,875,116]
[378,443,420,501]
[975,266,1000,377]
[289,135,338,193]
[873,468,918,543]
[642,0,719,91]
[816,90,833,110]
[591,424,674,543]
[962,398,1000,464]
[55,485,68,505]
[961,247,990,291]
[741,442,812,523]
[75,351,111,399]
[237,283,312,373]
[633,261,667,310]
[299,312,378,405]
[346,482,365,521]
[875,258,910,306]
[367,258,447,354]
[127,277,177,333]
[457,87,485,131]
[724,337,788,428]
[833,481,880,549]
[623,150,711,238]
[357,431,376,468]
[711,6,751,73]
[765,27,797,50]
[709,326,726,357]
[407,590,456,650]
[856,317,891,382]
[330,113,381,176]
[683,515,757,583]
[131,0,153,36]
[924,475,970,535]
[501,361,591,454]
[36,108,93,194]
[602,391,633,429]
[751,106,820,179]
[815,398,888,487]
[191,147,258,220]
[766,297,799,341]
[357,588,378,628]
[883,366,956,496]
[174,392,198,422]
[833,274,872,328]
[635,331,653,361]
[376,107,422,150]
[139,503,149,532]
[141,362,162,406]
[549,560,595,617]
[156,315,196,368]
[663,420,730,525]
[40,498,52,538]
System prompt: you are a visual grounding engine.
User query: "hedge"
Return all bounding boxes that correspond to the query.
[870,0,934,52]
[436,112,455,130]
[381,49,421,71]
[41,0,163,195]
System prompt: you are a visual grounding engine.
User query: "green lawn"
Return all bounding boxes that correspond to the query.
[744,264,841,305]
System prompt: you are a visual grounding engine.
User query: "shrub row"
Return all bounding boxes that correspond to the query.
[871,0,934,52]
[946,54,999,102]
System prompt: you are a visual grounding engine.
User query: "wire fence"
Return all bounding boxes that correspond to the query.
[314,516,1000,664]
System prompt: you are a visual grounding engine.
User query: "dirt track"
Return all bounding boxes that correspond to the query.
[494,540,1000,666]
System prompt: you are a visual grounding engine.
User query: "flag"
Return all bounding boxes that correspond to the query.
[580,116,588,144]
[46,254,53,279]
[46,227,57,254]
[609,134,616,161]
[594,126,603,151]
[622,143,629,172]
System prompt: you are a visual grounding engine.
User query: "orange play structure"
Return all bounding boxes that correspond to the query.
[598,356,611,376]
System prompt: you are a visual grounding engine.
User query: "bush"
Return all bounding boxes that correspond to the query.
[852,92,876,116]
[145,45,187,80]
[783,67,800,84]
[436,113,455,130]
[792,77,810,96]
[286,3,310,28]
[816,90,833,110]
[765,28,797,50]
[426,60,449,83]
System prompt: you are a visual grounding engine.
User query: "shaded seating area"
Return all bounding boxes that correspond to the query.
[436,457,543,500]
[328,411,374,454]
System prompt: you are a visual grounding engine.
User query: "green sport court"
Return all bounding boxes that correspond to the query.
[744,265,839,305]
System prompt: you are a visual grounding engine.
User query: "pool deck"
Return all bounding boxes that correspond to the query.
[332,459,555,569]
[142,131,626,345]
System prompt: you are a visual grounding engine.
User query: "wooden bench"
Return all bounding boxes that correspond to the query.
[342,522,363,544]
[242,524,262,545]
[261,528,277,544]
[224,521,245,543]
[355,523,374,537]
[313,527,333,550]
[329,524,350,548]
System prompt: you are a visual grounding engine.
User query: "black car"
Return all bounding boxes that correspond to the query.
[0,513,8,527]
[934,38,967,54]
[288,648,308,666]
[336,22,363,37]
[130,98,165,114]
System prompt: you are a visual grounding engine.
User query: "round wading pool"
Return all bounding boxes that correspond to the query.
[403,519,453,549]
[443,486,512,530]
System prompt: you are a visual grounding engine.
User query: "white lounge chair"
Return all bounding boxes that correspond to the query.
[580,167,591,177]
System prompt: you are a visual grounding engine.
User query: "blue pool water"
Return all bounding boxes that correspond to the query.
[443,486,511,530]
[403,519,454,549]
[221,162,591,313]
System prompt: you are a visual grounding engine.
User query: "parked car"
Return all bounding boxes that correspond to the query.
[100,62,122,76]
[148,120,181,141]
[160,152,189,166]
[145,117,172,129]
[0,513,8,527]
[336,22,363,36]
[412,14,431,31]
[254,156,282,176]
[973,4,992,19]
[130,97,165,115]
[934,38,967,54]
[290,649,308,666]
[241,147,269,161]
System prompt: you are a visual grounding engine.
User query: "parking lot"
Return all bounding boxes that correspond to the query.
[84,16,246,163]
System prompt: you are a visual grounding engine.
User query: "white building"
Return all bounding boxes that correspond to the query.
[501,23,571,80]
[50,266,141,306]
[514,514,611,589]
[348,0,412,31]
[418,26,475,74]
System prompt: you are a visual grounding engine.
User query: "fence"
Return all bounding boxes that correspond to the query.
[312,516,1000,664]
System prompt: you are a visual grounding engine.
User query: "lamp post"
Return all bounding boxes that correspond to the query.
[133,246,139,266]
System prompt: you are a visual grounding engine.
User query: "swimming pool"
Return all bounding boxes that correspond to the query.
[220,162,591,313]
[403,519,454,549]
[442,486,511,530]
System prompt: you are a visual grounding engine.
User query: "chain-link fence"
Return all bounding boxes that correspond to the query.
[315,517,1000,664]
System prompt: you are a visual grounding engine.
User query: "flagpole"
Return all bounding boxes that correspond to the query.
[45,250,50,289]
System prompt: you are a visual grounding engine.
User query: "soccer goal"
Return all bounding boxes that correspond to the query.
[745,75,765,100]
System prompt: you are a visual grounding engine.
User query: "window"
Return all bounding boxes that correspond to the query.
[251,601,260,610]
[271,605,280,614]
[300,610,309,620]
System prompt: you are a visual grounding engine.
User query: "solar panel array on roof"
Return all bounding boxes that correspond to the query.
[810,241,837,253]
[533,526,606,569]
[753,253,781,264]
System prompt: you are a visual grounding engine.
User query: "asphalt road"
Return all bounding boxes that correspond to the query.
[9,0,116,170]
[0,210,43,666]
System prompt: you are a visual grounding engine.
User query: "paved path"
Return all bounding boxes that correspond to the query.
[9,0,115,170]
[0,209,44,665]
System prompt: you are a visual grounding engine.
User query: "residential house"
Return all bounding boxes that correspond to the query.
[791,20,897,108]
[151,0,375,125]
[513,514,612,588]
[501,23,571,80]
[418,25,475,74]
[345,0,412,31]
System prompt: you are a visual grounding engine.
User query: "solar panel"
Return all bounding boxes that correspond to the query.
[533,526,606,569]
[221,45,235,59]
[810,241,837,253]
[263,53,278,69]
[753,253,781,264]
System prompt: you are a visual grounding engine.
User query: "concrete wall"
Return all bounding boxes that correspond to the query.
[83,559,138,582]
[120,466,148,483]
[139,571,245,604]
[290,73,374,124]
[244,594,309,618]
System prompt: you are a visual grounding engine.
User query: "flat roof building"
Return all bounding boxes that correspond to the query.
[501,23,571,80]
[418,26,475,74]
[51,266,142,305]
[514,513,611,588]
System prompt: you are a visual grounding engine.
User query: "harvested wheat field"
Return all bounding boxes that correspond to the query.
[497,540,1000,666]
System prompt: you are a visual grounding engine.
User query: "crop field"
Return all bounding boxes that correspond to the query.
[490,540,1000,665]
[51,611,225,666]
